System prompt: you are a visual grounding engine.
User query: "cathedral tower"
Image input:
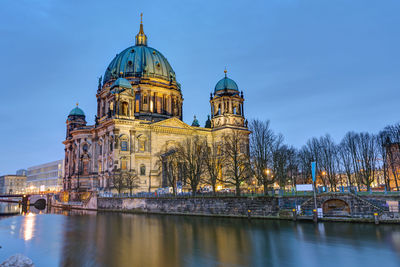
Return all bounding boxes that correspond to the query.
[66,104,87,138]
[210,70,247,129]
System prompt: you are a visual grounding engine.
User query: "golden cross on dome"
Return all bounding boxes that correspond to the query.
[76,102,79,107]
[140,13,143,24]
[224,67,227,77]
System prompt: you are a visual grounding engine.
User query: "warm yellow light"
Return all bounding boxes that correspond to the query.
[216,185,222,191]
[322,171,326,176]
[22,213,36,241]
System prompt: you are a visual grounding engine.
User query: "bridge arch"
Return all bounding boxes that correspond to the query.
[322,198,351,217]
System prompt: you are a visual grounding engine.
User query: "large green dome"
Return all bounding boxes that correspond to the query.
[103,45,176,84]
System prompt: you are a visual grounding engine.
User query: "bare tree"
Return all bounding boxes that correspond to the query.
[319,135,339,191]
[338,140,354,190]
[298,146,313,184]
[342,132,363,191]
[111,168,125,195]
[357,132,379,191]
[125,169,140,195]
[286,146,299,189]
[175,136,208,195]
[272,144,291,189]
[377,130,391,191]
[157,148,179,195]
[249,119,277,195]
[204,141,222,195]
[221,130,252,196]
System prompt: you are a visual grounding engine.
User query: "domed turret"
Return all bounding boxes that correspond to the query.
[191,115,200,127]
[66,103,87,138]
[210,70,246,129]
[68,105,85,117]
[111,78,133,90]
[214,70,239,94]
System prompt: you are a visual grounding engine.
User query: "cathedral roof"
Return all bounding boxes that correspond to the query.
[214,70,239,93]
[103,16,176,85]
[68,104,85,117]
[111,78,133,90]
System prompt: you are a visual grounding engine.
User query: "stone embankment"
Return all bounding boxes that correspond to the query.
[52,192,400,224]
[0,254,34,267]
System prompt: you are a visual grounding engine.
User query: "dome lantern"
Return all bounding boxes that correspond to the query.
[135,13,147,46]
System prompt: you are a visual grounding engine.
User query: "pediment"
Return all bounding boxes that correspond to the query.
[152,117,192,130]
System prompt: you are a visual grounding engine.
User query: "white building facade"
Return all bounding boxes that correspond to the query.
[26,160,64,193]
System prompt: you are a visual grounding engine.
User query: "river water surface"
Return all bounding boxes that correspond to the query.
[0,203,400,267]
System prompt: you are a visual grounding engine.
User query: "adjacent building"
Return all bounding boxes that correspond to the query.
[0,175,26,194]
[63,17,250,193]
[26,160,64,193]
[16,169,27,176]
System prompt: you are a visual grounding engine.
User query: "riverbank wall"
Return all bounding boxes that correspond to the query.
[51,193,400,223]
[95,194,400,223]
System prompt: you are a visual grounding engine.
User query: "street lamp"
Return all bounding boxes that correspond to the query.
[264,169,271,175]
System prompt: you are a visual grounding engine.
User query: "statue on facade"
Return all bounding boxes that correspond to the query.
[98,76,102,91]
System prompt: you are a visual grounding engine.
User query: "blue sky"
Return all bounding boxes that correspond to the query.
[0,0,399,174]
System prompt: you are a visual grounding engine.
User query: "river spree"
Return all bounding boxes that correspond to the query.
[1,205,400,267]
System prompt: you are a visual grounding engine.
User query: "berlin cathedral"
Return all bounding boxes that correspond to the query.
[63,16,249,193]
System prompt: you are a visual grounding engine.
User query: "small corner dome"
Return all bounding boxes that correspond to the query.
[191,115,200,127]
[214,76,239,93]
[69,106,85,116]
[111,78,132,90]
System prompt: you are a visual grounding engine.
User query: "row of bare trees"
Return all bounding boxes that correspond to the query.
[251,121,400,192]
[158,131,252,196]
[111,169,140,195]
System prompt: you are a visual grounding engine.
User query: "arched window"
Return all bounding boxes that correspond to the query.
[135,93,140,113]
[122,102,129,116]
[139,139,146,152]
[121,160,127,170]
[120,135,129,151]
[121,141,128,151]
[140,165,146,176]
[101,101,105,116]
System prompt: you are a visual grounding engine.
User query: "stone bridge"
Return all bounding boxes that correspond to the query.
[29,194,47,208]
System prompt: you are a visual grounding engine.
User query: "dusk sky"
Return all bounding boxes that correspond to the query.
[1,0,399,174]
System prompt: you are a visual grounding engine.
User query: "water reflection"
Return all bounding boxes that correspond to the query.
[0,202,21,214]
[58,214,400,267]
[20,213,36,241]
[1,211,400,267]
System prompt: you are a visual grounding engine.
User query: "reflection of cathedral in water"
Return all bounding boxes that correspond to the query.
[62,15,249,193]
